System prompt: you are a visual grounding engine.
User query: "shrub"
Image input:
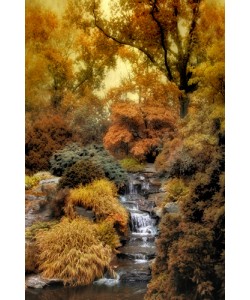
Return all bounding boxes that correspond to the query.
[25,220,59,242]
[25,113,74,173]
[119,157,145,173]
[59,159,105,189]
[93,220,121,251]
[65,179,129,234]
[163,178,189,205]
[50,144,128,188]
[25,220,59,274]
[36,217,113,286]
[49,143,84,176]
[25,175,41,190]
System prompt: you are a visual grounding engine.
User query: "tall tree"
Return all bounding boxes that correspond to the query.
[93,0,224,117]
[25,0,119,111]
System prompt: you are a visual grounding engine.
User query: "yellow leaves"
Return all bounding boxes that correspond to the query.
[164,178,189,204]
[65,179,129,233]
[36,217,113,286]
[26,3,58,46]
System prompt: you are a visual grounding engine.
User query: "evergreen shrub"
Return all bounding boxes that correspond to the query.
[59,159,105,189]
[50,144,128,188]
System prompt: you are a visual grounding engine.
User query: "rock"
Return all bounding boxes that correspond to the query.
[148,193,166,206]
[26,275,63,289]
[39,178,60,185]
[153,207,163,218]
[75,206,95,220]
[149,178,162,186]
[164,202,179,214]
[136,199,155,213]
[25,195,47,201]
[143,163,157,174]
[25,275,48,289]
[120,270,151,282]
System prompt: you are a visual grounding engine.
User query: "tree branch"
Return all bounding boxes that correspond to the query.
[150,0,173,81]
[92,1,165,74]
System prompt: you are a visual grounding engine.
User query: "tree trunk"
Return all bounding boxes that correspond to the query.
[179,92,190,118]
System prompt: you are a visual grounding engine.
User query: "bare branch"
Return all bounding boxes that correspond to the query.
[150,0,173,81]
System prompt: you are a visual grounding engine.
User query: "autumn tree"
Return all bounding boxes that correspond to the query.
[146,101,225,299]
[92,0,224,117]
[25,0,120,112]
[104,101,177,161]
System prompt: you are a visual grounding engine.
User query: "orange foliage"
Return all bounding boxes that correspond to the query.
[104,102,177,161]
[25,113,74,173]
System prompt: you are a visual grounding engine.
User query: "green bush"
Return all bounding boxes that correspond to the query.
[59,159,105,189]
[50,144,128,188]
[120,157,145,172]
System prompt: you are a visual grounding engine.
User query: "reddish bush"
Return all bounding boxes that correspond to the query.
[25,113,74,173]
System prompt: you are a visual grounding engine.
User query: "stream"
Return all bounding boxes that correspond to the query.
[26,170,160,300]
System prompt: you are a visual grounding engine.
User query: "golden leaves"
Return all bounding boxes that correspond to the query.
[65,179,129,233]
[36,217,113,286]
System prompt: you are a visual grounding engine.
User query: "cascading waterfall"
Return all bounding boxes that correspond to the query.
[115,173,159,282]
[130,212,157,234]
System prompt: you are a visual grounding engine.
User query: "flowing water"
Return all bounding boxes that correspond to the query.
[26,172,159,300]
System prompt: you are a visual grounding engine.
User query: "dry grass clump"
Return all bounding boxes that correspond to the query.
[36,217,113,286]
[93,220,121,250]
[65,179,129,233]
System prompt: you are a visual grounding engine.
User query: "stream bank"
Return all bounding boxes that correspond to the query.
[25,164,167,298]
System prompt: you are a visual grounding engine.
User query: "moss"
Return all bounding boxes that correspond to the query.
[120,157,145,172]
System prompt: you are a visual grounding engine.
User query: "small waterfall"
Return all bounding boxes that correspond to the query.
[130,212,157,235]
[116,171,159,282]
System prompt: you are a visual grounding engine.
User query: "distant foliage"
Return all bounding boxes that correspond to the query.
[103,102,177,161]
[50,144,128,188]
[59,159,105,189]
[36,217,114,286]
[25,113,73,174]
[120,158,145,173]
[65,179,129,234]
